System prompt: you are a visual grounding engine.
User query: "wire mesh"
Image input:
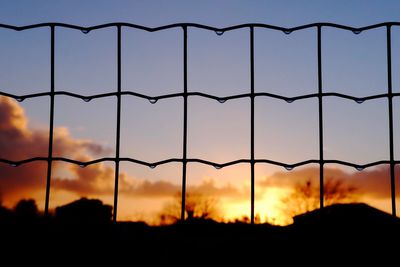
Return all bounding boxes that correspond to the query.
[0,22,398,223]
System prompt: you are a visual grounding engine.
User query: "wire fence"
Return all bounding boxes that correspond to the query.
[0,22,399,224]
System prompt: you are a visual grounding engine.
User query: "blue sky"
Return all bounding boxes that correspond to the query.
[1,0,399,167]
[0,0,400,221]
[0,0,400,26]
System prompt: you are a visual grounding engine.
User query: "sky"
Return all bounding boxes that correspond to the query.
[0,0,400,224]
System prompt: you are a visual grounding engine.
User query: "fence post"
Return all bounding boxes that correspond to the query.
[386,25,397,217]
[113,25,122,222]
[250,26,255,224]
[181,26,188,222]
[317,25,324,210]
[44,25,55,217]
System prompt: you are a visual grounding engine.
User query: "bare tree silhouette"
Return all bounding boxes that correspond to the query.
[159,191,219,224]
[281,178,357,219]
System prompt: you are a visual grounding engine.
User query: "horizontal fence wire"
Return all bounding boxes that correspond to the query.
[0,21,399,32]
[0,157,397,170]
[0,91,398,105]
[0,22,398,222]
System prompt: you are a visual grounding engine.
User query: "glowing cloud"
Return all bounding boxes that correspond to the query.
[0,97,243,209]
[258,166,393,199]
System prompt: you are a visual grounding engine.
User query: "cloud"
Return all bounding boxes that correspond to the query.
[0,97,109,162]
[258,166,394,199]
[0,97,242,206]
[52,157,115,196]
[188,179,241,198]
[119,177,179,197]
[2,96,393,208]
[54,165,242,199]
[122,178,241,198]
[0,97,112,204]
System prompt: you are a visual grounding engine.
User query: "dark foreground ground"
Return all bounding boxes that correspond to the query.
[1,203,399,264]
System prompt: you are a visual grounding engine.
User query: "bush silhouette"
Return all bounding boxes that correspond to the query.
[14,199,39,221]
[55,197,112,224]
[0,204,12,221]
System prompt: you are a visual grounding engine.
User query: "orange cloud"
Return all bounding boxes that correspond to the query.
[52,158,115,196]
[121,178,241,198]
[258,166,393,199]
[0,96,112,205]
[0,97,243,207]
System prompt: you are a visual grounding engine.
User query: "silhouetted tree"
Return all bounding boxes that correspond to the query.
[14,199,39,220]
[0,204,12,222]
[0,193,12,221]
[55,198,112,224]
[281,178,357,219]
[159,192,219,224]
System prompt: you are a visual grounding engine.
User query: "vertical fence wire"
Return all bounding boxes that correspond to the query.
[181,26,188,221]
[317,26,325,210]
[386,25,397,217]
[113,25,122,222]
[44,25,55,216]
[250,26,255,224]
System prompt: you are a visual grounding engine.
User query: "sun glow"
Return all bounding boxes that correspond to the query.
[255,187,293,225]
[221,186,292,225]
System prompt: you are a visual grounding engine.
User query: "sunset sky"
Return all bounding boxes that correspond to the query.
[1,0,400,225]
